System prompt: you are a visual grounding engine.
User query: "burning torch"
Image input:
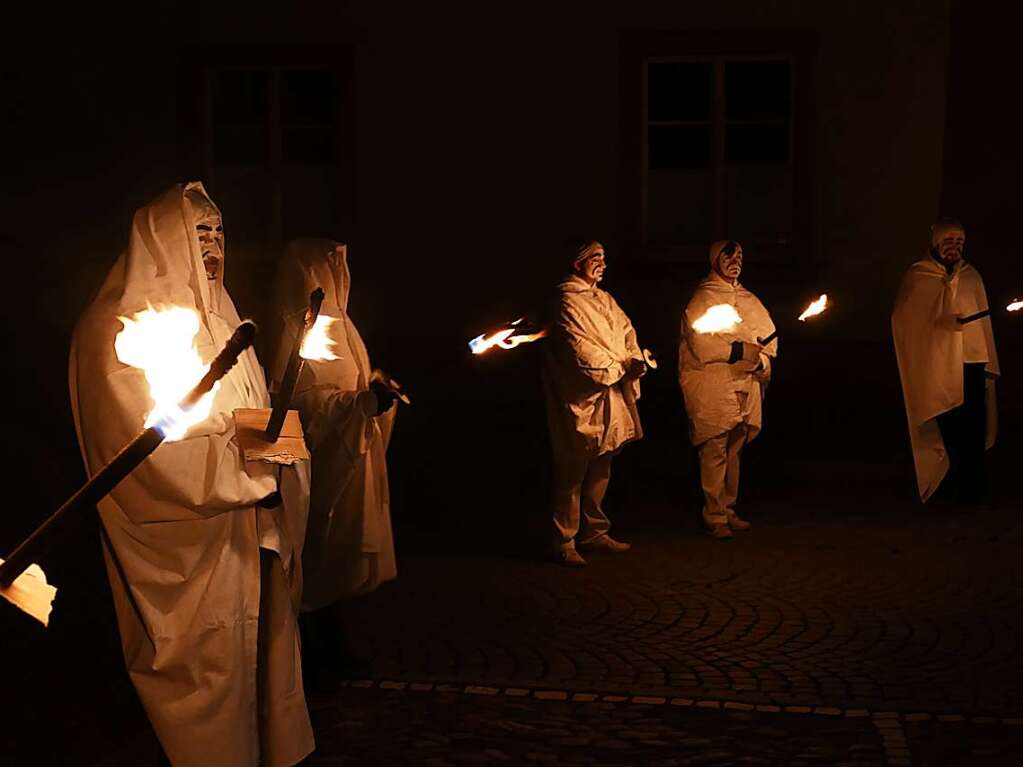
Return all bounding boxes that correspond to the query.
[757,294,829,345]
[469,318,548,355]
[0,319,258,624]
[266,288,325,441]
[957,299,1023,325]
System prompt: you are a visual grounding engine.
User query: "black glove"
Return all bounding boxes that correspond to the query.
[729,341,761,365]
[257,491,281,509]
[370,381,397,415]
[728,340,744,364]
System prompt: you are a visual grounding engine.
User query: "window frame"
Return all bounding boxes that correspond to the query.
[177,46,356,249]
[619,31,815,266]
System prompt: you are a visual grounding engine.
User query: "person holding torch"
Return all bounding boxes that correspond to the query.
[679,240,777,540]
[70,183,314,767]
[892,217,999,505]
[270,239,399,686]
[543,241,645,568]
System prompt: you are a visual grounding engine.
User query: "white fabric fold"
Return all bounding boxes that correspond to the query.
[270,239,397,611]
[892,256,999,501]
[70,182,313,767]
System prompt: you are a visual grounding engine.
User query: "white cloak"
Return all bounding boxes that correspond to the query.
[892,256,999,501]
[270,239,396,611]
[679,273,777,446]
[543,275,644,459]
[69,183,314,767]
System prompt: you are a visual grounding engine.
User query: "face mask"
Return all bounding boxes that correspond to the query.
[931,229,964,270]
[714,240,743,283]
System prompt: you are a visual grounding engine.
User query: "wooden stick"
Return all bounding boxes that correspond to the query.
[0,321,257,587]
[957,309,990,324]
[265,288,324,442]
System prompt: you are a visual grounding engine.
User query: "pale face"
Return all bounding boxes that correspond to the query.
[196,216,224,281]
[576,247,607,285]
[715,242,743,283]
[933,226,965,266]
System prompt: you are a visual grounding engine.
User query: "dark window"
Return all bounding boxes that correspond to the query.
[643,56,794,259]
[212,70,269,166]
[193,59,348,247]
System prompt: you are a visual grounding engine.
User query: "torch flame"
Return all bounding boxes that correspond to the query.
[469,318,548,354]
[798,294,829,321]
[114,306,218,441]
[1008,299,1023,313]
[300,315,341,361]
[692,304,742,334]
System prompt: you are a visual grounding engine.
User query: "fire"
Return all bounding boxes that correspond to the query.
[300,315,341,361]
[115,306,218,441]
[469,318,548,354]
[692,304,742,334]
[798,294,829,321]
[1008,299,1023,313]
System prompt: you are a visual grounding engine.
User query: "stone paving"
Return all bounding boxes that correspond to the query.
[306,686,888,766]
[346,505,1023,718]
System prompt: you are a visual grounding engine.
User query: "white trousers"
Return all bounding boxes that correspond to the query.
[697,423,750,526]
[552,452,612,551]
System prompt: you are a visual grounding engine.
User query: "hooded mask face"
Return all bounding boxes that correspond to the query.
[186,188,224,281]
[711,240,743,284]
[931,223,965,269]
[573,241,606,286]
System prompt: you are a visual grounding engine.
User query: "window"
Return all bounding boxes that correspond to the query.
[644,56,793,261]
[182,50,353,249]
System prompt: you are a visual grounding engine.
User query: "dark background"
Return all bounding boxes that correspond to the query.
[1,1,1019,763]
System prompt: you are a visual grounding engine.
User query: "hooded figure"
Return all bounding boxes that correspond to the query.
[270,239,397,611]
[892,218,999,503]
[70,182,314,767]
[542,241,645,567]
[679,240,777,538]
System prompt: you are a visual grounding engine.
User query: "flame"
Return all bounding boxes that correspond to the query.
[300,315,341,361]
[692,304,742,334]
[798,294,829,321]
[1008,299,1023,313]
[469,318,548,354]
[115,306,218,441]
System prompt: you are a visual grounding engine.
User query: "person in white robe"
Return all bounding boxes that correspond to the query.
[892,217,999,504]
[270,239,397,682]
[70,182,314,767]
[679,240,777,539]
[543,241,645,567]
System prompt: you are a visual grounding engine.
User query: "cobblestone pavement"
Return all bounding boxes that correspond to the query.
[306,687,887,766]
[347,506,1023,717]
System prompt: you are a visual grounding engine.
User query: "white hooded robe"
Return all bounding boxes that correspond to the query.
[270,239,397,611]
[543,275,644,460]
[69,182,314,767]
[892,256,999,501]
[679,273,777,446]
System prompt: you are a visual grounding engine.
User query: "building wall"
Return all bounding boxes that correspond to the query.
[2,2,956,552]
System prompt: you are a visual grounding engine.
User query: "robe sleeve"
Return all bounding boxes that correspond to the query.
[293,383,378,465]
[558,298,626,386]
[681,304,733,365]
[95,366,277,518]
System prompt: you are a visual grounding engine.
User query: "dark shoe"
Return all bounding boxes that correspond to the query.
[554,548,587,568]
[579,535,631,553]
[707,524,733,540]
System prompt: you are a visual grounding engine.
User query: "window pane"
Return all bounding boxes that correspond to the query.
[724,123,789,164]
[725,60,790,120]
[283,69,336,126]
[212,70,269,166]
[648,125,712,169]
[647,62,712,121]
[283,70,338,165]
[647,170,712,244]
[724,166,793,245]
